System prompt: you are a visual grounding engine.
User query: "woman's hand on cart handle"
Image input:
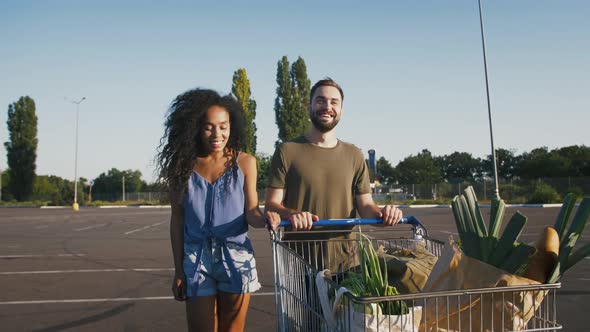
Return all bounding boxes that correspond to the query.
[264,211,281,231]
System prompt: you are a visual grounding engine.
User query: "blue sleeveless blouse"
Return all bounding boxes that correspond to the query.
[183,153,252,289]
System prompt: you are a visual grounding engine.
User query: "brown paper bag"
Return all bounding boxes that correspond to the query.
[420,243,546,332]
[377,242,438,294]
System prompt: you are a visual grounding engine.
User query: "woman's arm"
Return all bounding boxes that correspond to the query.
[265,187,318,231]
[240,153,280,230]
[170,197,186,300]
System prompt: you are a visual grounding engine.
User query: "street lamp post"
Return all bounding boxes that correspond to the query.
[477,0,500,200]
[89,180,94,203]
[67,97,86,211]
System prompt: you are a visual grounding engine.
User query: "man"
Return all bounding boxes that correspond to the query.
[266,77,403,272]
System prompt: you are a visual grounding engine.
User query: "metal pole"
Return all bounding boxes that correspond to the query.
[68,97,86,211]
[478,0,500,200]
[74,102,80,205]
[122,176,125,202]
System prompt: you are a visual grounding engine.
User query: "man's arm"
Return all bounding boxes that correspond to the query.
[265,187,318,230]
[355,193,403,226]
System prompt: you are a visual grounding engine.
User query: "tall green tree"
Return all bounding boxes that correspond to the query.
[1,169,12,201]
[435,152,479,183]
[33,175,58,199]
[516,147,570,179]
[376,156,398,185]
[92,168,146,196]
[274,56,311,146]
[4,96,38,201]
[481,148,519,180]
[231,68,257,154]
[395,149,442,184]
[256,153,272,191]
[291,56,311,122]
[31,175,80,205]
[556,145,590,176]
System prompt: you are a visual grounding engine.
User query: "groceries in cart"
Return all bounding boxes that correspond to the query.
[316,231,435,332]
[272,189,590,331]
[448,188,589,285]
[421,188,590,331]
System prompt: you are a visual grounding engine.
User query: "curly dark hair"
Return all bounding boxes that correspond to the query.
[155,88,245,203]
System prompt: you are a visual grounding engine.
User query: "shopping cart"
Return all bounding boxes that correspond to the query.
[270,217,562,332]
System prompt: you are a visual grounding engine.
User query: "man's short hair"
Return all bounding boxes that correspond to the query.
[310,77,344,103]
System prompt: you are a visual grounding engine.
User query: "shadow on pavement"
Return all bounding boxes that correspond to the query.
[31,303,134,332]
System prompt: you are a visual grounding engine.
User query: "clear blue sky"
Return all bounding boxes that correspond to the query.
[1,0,588,182]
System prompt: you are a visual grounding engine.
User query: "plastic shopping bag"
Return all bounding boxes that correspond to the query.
[316,270,422,332]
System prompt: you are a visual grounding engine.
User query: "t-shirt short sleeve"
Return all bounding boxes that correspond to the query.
[353,148,372,195]
[268,146,287,189]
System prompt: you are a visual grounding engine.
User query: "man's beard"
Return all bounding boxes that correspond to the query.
[310,111,340,133]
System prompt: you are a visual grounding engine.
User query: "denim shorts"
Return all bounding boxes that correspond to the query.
[183,240,261,297]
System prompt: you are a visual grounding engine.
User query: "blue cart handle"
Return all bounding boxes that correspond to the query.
[278,216,423,228]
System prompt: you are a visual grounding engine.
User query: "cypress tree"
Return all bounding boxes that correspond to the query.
[4,96,38,201]
[231,68,257,154]
[291,56,311,134]
[274,56,311,147]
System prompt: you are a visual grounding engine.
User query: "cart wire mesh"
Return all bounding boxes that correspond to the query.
[271,221,561,332]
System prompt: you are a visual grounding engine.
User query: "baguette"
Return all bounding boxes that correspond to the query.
[523,226,559,283]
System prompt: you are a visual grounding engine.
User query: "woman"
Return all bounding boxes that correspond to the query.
[156,88,280,331]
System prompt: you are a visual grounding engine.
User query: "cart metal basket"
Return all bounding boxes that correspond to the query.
[271,217,562,331]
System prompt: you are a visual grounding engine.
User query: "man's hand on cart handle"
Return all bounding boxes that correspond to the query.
[286,211,319,231]
[379,205,404,226]
[278,216,422,228]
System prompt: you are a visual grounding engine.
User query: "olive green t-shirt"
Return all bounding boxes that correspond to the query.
[269,135,371,220]
[269,136,371,272]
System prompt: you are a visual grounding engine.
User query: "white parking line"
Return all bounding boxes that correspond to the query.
[1,220,56,227]
[75,223,107,232]
[0,268,174,275]
[0,293,275,305]
[0,254,86,258]
[125,221,167,235]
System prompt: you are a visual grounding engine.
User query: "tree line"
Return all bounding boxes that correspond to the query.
[3,56,588,203]
[375,147,590,203]
[375,147,590,186]
[1,167,158,203]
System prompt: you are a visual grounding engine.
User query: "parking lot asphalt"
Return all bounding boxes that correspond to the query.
[0,207,588,331]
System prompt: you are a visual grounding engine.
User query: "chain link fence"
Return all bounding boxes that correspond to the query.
[93,177,590,204]
[375,177,589,203]
[26,177,588,205]
[89,192,168,203]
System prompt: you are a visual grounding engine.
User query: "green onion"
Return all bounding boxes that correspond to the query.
[338,234,408,315]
